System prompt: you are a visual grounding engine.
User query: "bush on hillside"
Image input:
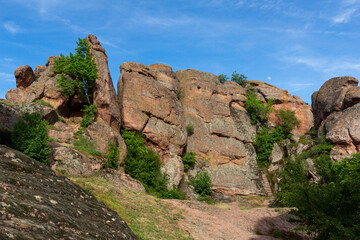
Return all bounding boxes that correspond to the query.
[121,129,183,199]
[193,170,213,197]
[278,139,360,239]
[278,109,300,137]
[182,152,196,171]
[11,112,50,164]
[245,91,274,125]
[105,141,120,169]
[231,71,247,87]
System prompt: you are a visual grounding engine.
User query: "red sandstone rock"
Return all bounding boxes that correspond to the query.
[14,65,35,88]
[246,80,314,135]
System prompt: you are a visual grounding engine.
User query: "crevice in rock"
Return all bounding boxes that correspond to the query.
[348,128,360,152]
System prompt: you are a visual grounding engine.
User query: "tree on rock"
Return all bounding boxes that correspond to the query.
[54,38,98,127]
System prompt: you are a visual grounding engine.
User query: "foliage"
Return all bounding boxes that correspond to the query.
[278,140,360,239]
[186,123,194,135]
[231,71,247,87]
[54,38,98,105]
[73,136,102,156]
[34,99,53,108]
[278,109,300,137]
[80,104,97,128]
[121,129,183,199]
[245,91,274,124]
[193,170,213,196]
[105,141,120,170]
[218,74,229,84]
[11,113,50,164]
[253,127,286,167]
[197,195,215,204]
[175,90,182,100]
[182,151,196,171]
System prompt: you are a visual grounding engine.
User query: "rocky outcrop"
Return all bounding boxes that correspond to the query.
[118,62,186,187]
[87,35,122,132]
[246,80,313,135]
[177,69,264,196]
[0,144,138,239]
[312,76,360,161]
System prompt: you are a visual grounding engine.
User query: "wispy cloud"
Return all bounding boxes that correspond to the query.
[332,8,357,23]
[0,72,14,82]
[283,55,360,73]
[3,21,20,34]
[97,37,119,48]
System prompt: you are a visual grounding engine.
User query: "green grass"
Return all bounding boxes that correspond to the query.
[72,136,102,156]
[71,177,192,240]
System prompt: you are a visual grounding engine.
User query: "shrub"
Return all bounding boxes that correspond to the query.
[80,104,97,128]
[182,152,196,171]
[277,140,360,239]
[278,109,300,137]
[175,90,182,100]
[73,136,102,156]
[105,141,120,169]
[218,74,229,84]
[253,126,285,167]
[186,124,194,135]
[245,91,274,124]
[11,112,50,164]
[231,71,247,87]
[193,170,213,196]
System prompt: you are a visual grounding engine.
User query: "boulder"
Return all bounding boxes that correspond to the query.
[85,122,127,163]
[312,76,358,125]
[87,34,122,132]
[312,76,360,160]
[0,145,138,239]
[14,65,35,88]
[246,80,313,135]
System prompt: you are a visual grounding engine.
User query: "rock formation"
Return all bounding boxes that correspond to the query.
[245,81,314,135]
[312,76,360,161]
[0,144,138,239]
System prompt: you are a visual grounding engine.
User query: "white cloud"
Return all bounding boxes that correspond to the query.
[267,76,271,81]
[0,72,14,82]
[283,55,360,73]
[3,22,20,34]
[332,8,357,23]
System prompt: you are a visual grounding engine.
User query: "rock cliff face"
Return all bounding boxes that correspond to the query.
[312,76,360,161]
[0,145,138,239]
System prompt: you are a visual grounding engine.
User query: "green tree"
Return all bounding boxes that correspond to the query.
[11,113,50,164]
[231,71,247,86]
[193,170,213,196]
[54,38,98,105]
[182,152,196,171]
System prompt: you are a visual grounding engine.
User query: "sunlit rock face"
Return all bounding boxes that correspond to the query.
[312,76,360,161]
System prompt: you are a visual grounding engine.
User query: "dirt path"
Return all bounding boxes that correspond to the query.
[165,200,311,240]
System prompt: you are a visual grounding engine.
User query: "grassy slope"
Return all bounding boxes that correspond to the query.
[70,176,192,240]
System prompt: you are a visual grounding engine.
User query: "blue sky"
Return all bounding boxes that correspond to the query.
[1,0,360,104]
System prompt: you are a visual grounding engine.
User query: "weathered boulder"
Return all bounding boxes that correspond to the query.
[0,145,138,239]
[177,69,265,196]
[245,80,313,135]
[0,101,58,130]
[118,62,186,187]
[14,65,35,88]
[312,76,358,125]
[87,34,122,132]
[312,76,360,160]
[85,122,127,162]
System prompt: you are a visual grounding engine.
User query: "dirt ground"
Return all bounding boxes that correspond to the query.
[165,200,311,240]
